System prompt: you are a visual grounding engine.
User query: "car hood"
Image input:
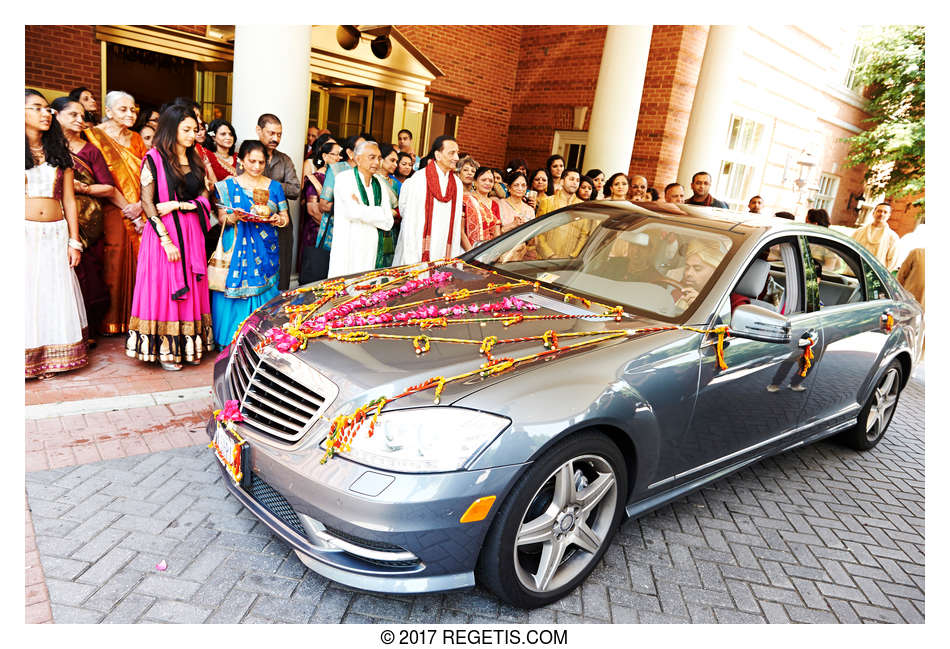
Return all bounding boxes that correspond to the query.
[243,263,671,413]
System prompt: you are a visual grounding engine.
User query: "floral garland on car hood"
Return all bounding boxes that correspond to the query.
[232,259,730,463]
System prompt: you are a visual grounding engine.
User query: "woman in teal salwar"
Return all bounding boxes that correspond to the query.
[211,140,289,347]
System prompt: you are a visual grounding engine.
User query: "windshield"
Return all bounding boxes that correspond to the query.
[471,208,737,321]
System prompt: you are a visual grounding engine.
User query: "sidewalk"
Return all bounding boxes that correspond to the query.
[27,336,212,406]
[26,337,214,471]
[25,336,215,623]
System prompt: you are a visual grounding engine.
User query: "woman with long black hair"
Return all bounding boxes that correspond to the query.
[68,86,99,126]
[545,154,565,196]
[25,89,87,379]
[585,168,605,199]
[126,105,214,370]
[52,96,131,347]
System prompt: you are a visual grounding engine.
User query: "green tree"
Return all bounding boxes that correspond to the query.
[845,25,924,212]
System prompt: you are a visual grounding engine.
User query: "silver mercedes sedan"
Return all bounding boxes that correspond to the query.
[207,201,923,609]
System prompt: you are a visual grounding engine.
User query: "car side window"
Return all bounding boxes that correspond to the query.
[719,239,803,326]
[805,239,865,308]
[863,259,891,301]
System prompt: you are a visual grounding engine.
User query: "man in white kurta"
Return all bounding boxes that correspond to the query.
[393,136,464,266]
[852,203,900,271]
[327,141,394,278]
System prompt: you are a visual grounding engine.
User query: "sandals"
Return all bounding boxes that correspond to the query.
[35,372,57,380]
[161,362,183,371]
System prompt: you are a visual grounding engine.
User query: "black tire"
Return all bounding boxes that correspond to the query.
[476,431,627,609]
[836,360,903,451]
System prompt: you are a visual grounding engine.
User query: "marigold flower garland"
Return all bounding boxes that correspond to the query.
[799,337,816,377]
[209,399,247,484]
[223,259,731,463]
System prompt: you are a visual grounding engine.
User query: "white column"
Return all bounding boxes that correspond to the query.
[231,25,312,276]
[676,26,742,188]
[585,25,653,175]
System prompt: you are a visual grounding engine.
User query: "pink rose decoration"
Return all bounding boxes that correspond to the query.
[216,399,244,422]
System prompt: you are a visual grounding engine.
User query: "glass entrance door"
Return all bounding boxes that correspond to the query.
[309,83,374,139]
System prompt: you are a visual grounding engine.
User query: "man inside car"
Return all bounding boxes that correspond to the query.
[666,239,727,310]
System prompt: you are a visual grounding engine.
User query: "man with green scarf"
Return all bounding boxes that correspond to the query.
[327,140,395,278]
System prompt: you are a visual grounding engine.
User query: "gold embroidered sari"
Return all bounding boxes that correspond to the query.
[84,126,148,334]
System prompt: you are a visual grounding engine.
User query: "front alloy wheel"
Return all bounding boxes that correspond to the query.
[477,432,626,608]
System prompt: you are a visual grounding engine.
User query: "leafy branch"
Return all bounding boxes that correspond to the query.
[844,25,924,212]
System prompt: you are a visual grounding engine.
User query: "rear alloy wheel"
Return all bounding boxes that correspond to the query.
[477,433,627,608]
[837,361,903,451]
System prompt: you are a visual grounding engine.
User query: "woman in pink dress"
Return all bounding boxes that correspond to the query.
[126,105,213,370]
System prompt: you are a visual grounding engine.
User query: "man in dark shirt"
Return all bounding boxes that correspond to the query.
[252,113,301,290]
[685,171,729,208]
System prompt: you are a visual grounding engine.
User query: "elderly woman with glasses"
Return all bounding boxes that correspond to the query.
[83,90,148,336]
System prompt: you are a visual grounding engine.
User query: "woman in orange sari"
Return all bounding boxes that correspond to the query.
[462,166,502,246]
[84,91,148,335]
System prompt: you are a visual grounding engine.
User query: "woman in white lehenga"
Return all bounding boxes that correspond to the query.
[25,89,87,379]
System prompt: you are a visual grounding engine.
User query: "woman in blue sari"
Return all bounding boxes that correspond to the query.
[211,140,289,347]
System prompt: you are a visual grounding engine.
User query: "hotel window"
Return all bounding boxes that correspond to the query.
[717,114,765,207]
[844,43,867,92]
[812,174,840,211]
[843,27,872,93]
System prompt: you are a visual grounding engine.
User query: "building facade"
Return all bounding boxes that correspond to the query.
[25,24,922,236]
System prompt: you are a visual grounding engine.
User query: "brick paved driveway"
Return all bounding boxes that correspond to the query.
[25,378,924,624]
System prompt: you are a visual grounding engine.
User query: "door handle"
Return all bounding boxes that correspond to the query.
[798,330,817,348]
[880,311,895,332]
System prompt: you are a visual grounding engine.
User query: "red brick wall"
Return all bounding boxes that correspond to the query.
[630,26,708,188]
[504,25,607,172]
[817,116,868,229]
[25,25,100,96]
[397,25,522,168]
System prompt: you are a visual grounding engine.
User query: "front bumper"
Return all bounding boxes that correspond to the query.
[206,417,527,594]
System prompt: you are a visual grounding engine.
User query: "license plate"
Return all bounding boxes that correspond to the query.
[211,421,247,487]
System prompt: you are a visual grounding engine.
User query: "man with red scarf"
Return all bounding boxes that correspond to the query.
[393,135,463,265]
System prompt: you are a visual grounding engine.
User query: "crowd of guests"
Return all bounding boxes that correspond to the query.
[25,86,923,380]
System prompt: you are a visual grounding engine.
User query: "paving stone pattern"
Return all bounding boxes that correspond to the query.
[25,380,924,624]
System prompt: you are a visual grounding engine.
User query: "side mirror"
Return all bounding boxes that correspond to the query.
[730,304,791,344]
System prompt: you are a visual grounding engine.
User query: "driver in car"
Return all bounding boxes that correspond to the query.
[666,240,727,311]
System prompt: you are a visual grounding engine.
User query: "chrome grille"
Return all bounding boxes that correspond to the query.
[228,328,337,444]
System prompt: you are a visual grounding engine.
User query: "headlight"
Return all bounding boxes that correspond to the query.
[324,407,510,473]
